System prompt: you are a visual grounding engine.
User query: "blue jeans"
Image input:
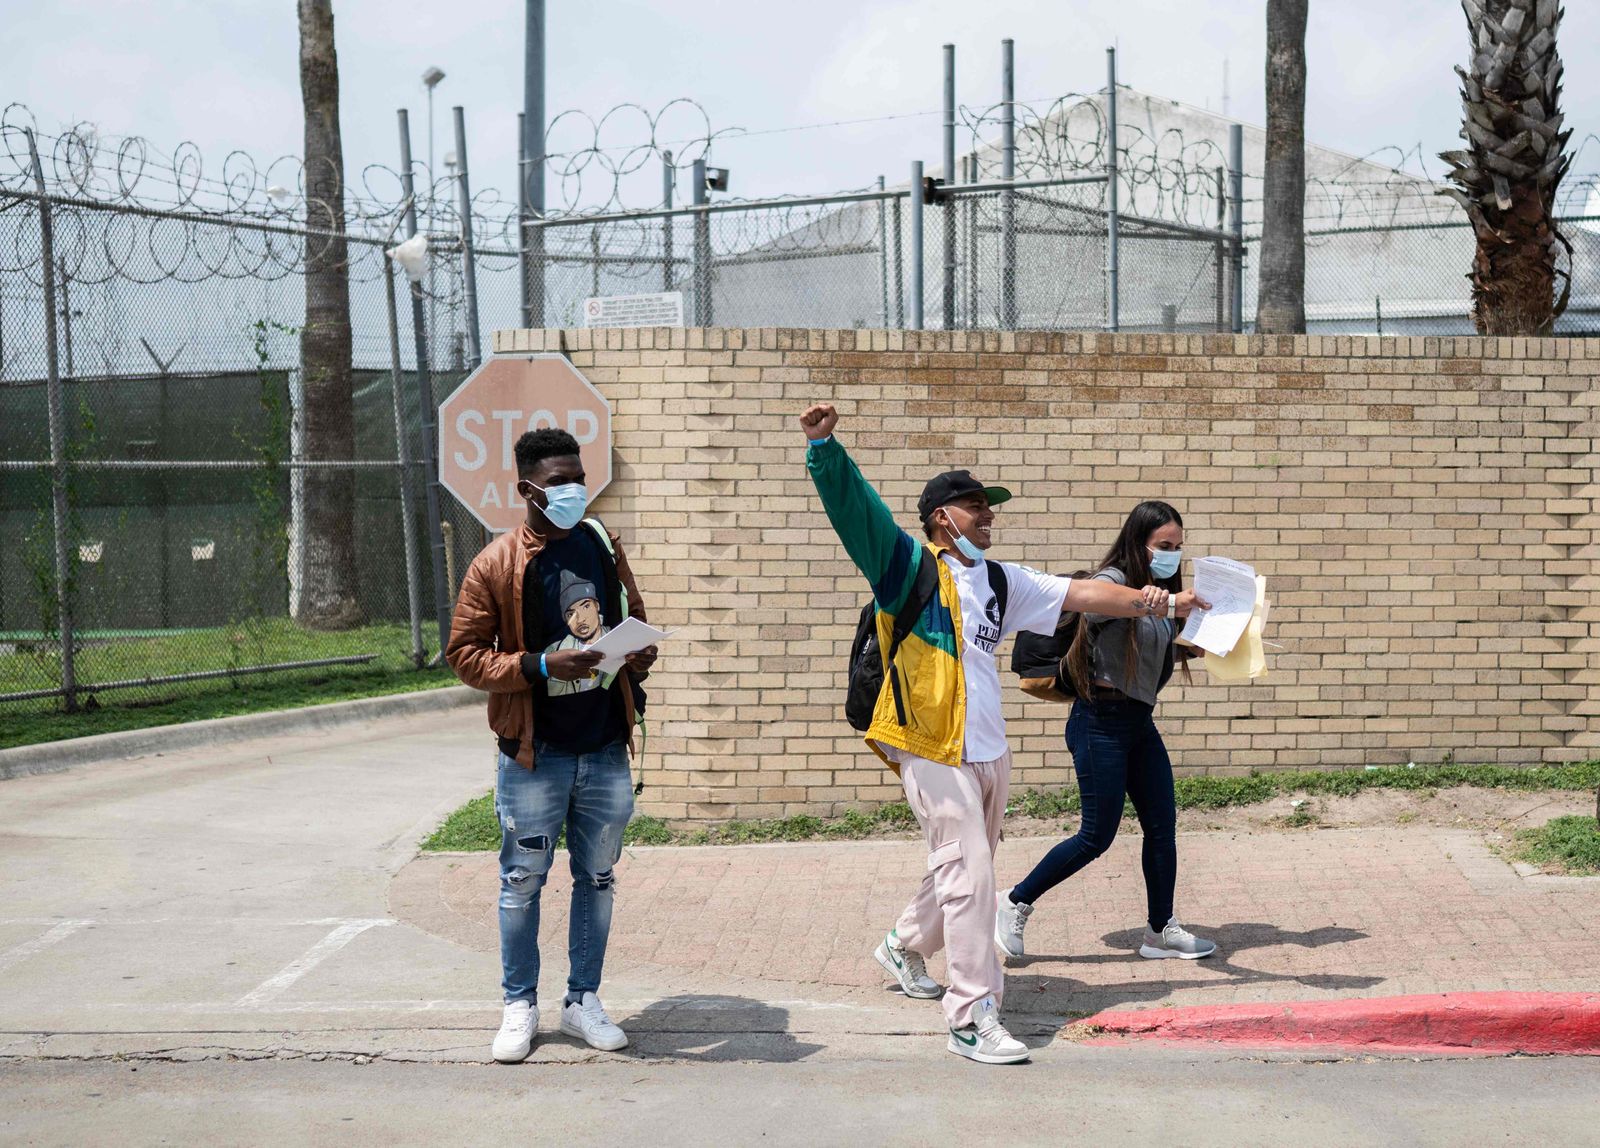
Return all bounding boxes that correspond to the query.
[1009,698,1178,932]
[495,739,634,1004]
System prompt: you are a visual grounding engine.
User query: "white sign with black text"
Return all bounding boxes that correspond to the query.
[582,291,686,329]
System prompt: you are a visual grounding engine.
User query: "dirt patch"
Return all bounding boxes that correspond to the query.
[999,786,1596,842]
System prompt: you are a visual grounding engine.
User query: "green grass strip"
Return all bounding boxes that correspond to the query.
[1510,815,1600,876]
[0,665,459,751]
[421,759,1600,852]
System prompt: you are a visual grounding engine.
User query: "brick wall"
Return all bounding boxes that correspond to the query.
[491,326,1600,821]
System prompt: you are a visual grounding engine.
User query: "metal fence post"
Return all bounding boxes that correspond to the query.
[1000,38,1018,330]
[942,43,957,331]
[398,109,453,658]
[877,175,889,327]
[452,106,483,365]
[383,207,426,668]
[1229,123,1244,334]
[25,128,77,711]
[1214,166,1227,332]
[910,161,925,330]
[1105,47,1120,333]
[965,154,978,328]
[692,158,711,326]
[523,0,546,329]
[661,149,675,292]
[518,111,530,330]
[57,260,75,377]
[892,192,905,329]
[287,368,306,620]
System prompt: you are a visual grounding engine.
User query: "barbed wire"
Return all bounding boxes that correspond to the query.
[5,96,1599,295]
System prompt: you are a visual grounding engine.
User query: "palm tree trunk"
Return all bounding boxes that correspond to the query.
[1257,0,1309,335]
[295,0,361,629]
[1440,0,1572,336]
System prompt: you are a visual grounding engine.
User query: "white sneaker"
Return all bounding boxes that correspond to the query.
[492,999,537,1063]
[873,930,943,999]
[947,997,1029,1064]
[1139,917,1218,960]
[994,890,1034,960]
[559,992,629,1051]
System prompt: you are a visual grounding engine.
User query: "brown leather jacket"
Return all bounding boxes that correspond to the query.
[445,520,648,769]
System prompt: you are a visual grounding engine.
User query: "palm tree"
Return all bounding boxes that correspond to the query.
[295,0,361,628]
[1257,0,1309,335]
[1439,0,1572,336]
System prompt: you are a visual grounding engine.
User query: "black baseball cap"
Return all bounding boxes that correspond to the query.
[917,470,1013,522]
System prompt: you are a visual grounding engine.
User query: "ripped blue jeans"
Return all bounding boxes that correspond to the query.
[495,739,634,1005]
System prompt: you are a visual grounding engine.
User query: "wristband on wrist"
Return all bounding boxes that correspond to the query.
[1167,597,1178,619]
[539,652,550,679]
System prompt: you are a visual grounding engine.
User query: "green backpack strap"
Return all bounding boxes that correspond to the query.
[582,517,628,619]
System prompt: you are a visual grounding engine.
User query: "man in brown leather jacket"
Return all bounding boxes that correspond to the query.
[445,427,657,1064]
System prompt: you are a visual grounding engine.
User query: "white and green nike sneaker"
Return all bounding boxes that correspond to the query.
[947,997,1029,1064]
[873,930,942,999]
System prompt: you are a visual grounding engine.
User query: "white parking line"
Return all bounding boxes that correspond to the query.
[233,920,396,1009]
[0,919,91,973]
[0,917,398,927]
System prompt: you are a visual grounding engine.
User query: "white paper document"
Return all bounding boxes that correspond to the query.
[1179,556,1260,656]
[582,616,676,674]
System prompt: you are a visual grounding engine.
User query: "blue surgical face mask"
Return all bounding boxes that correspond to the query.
[1148,546,1182,579]
[526,480,589,530]
[943,509,988,563]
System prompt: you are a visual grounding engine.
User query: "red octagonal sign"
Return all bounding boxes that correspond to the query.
[438,354,612,533]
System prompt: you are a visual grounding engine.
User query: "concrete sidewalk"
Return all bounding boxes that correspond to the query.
[397,819,1600,1022]
[1,704,1596,1070]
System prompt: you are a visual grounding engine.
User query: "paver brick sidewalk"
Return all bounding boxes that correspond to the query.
[393,824,1600,1018]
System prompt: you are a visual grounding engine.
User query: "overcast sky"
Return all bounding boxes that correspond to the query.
[7,0,1599,211]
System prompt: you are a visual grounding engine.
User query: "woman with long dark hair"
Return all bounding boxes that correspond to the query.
[995,501,1218,961]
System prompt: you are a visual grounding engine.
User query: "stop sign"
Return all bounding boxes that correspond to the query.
[437,354,612,533]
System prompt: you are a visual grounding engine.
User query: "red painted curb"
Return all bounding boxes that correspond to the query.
[1081,992,1600,1056]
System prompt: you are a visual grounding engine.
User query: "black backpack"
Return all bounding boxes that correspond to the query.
[846,550,1009,731]
[1009,571,1183,702]
[1011,613,1095,702]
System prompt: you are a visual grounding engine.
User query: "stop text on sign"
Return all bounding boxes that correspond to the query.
[437,354,612,533]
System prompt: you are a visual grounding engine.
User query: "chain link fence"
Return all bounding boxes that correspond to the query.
[525,176,1191,334]
[0,130,496,720]
[1242,213,1600,336]
[8,94,1595,728]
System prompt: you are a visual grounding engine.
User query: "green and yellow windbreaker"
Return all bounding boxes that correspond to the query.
[807,436,969,770]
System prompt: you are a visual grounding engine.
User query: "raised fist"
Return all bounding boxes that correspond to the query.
[798,403,839,441]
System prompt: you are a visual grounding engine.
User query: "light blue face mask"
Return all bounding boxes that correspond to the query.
[526,480,589,530]
[942,509,988,562]
[1148,547,1182,579]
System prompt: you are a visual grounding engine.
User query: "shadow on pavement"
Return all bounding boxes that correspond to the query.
[1001,921,1385,1019]
[621,995,826,1064]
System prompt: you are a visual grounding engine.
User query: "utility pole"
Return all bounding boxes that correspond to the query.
[522,0,546,327]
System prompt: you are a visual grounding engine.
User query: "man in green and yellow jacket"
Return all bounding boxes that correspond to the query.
[801,402,1200,1064]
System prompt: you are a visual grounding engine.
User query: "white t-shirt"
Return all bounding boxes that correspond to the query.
[946,554,1072,762]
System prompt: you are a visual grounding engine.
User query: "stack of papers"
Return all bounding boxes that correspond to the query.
[1177,556,1270,682]
[582,616,677,675]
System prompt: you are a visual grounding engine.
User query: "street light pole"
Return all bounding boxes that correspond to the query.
[422,66,445,369]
